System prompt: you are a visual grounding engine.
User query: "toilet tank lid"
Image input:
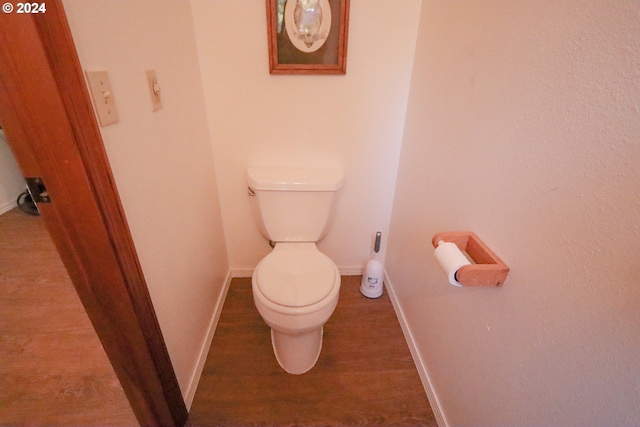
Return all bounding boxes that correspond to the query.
[248,167,344,191]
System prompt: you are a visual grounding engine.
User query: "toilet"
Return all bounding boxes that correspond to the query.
[248,167,343,374]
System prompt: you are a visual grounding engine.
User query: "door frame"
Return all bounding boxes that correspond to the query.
[0,2,187,426]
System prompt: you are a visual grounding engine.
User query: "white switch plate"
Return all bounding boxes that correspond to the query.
[85,70,119,126]
[145,69,162,111]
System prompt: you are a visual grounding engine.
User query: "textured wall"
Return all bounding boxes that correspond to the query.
[387,1,640,425]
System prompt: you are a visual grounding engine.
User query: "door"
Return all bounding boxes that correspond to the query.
[0,2,187,426]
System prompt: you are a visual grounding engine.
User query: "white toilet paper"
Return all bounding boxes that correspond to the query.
[434,240,471,287]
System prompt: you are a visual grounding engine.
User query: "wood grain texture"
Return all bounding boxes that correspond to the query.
[188,276,436,427]
[0,208,138,426]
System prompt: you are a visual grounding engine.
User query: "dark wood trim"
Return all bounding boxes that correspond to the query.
[0,3,187,426]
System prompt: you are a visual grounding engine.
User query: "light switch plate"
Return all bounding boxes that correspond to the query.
[145,69,162,111]
[85,70,119,126]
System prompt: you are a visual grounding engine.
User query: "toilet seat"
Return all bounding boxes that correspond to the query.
[255,243,337,308]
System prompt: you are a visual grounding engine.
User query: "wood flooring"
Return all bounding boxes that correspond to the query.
[0,208,137,426]
[188,276,436,427]
[0,206,437,426]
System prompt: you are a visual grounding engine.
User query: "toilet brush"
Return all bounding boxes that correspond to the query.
[361,232,384,298]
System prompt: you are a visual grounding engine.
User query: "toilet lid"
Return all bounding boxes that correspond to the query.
[256,247,337,308]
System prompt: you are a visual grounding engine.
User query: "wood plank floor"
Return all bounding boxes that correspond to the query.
[188,276,436,427]
[0,208,137,426]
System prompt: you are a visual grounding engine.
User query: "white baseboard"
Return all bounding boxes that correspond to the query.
[384,271,448,427]
[232,265,363,279]
[338,265,364,276]
[183,269,233,409]
[231,268,253,278]
[0,200,17,216]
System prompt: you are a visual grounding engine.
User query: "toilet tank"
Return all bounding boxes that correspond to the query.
[248,167,343,242]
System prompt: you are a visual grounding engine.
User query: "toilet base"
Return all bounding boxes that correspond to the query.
[271,327,323,375]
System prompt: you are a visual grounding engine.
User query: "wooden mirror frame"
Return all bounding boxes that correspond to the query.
[266,0,350,75]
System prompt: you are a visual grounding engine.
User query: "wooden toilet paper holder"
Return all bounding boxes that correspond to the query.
[431,231,509,287]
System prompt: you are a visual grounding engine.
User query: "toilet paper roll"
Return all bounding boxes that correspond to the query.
[434,241,471,287]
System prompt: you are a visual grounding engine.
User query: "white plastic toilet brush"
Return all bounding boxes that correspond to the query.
[361,232,384,298]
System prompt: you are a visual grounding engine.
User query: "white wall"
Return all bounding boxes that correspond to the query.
[0,129,25,214]
[62,0,229,403]
[387,1,640,426]
[191,0,421,274]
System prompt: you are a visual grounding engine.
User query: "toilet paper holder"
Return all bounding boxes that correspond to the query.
[431,231,509,287]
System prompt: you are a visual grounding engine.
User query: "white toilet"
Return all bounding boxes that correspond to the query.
[248,167,343,374]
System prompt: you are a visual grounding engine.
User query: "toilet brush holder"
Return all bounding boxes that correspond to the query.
[361,232,384,298]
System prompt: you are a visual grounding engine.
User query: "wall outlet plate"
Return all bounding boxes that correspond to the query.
[85,70,119,126]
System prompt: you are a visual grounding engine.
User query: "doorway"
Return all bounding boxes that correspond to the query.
[1,115,136,423]
[0,2,187,425]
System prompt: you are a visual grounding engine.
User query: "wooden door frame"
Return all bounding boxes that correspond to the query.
[0,2,187,426]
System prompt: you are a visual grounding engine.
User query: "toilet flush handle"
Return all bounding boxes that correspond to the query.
[247,186,256,196]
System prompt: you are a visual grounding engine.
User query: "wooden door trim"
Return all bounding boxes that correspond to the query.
[0,2,187,426]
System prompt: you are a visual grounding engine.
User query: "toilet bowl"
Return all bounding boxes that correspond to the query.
[247,166,343,374]
[252,242,340,374]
